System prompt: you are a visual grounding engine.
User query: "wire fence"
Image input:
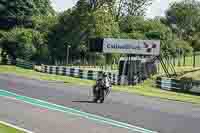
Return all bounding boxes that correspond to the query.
[157,52,200,74]
[166,54,200,67]
[65,52,200,73]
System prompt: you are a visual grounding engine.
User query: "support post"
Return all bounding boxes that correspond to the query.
[193,51,196,68]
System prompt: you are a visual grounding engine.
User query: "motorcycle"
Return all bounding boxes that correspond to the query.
[92,78,111,103]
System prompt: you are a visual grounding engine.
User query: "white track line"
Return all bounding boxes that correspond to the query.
[0,121,34,133]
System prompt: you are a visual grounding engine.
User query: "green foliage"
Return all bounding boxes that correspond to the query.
[145,20,171,39]
[0,0,55,30]
[119,16,149,33]
[92,8,120,38]
[119,32,130,39]
[2,28,35,60]
[128,32,145,39]
[47,0,121,64]
[33,0,55,15]
[0,0,54,17]
[0,30,6,39]
[145,32,161,39]
[191,32,200,52]
[172,40,193,55]
[115,0,152,20]
[0,28,48,61]
[32,15,58,34]
[31,30,49,63]
[119,16,171,40]
[166,0,200,40]
[163,0,200,54]
[96,54,105,65]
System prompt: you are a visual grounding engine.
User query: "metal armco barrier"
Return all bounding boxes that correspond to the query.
[15,59,34,69]
[156,77,200,93]
[2,58,34,69]
[1,58,12,65]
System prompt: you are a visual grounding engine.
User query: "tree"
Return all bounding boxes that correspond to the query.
[33,0,55,15]
[119,16,145,33]
[191,32,200,51]
[115,0,152,20]
[47,0,92,64]
[119,16,171,40]
[32,32,49,64]
[47,0,121,65]
[32,15,58,34]
[166,0,200,40]
[92,8,120,66]
[89,0,115,11]
[0,28,49,62]
[0,30,6,39]
[88,0,153,20]
[47,0,100,64]
[0,0,54,17]
[92,8,120,38]
[0,0,55,30]
[172,40,193,55]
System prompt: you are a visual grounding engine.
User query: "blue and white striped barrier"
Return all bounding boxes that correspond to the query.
[41,65,121,85]
[40,65,151,86]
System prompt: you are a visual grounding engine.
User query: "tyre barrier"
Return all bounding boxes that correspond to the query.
[156,77,200,93]
[40,65,147,86]
[41,65,121,85]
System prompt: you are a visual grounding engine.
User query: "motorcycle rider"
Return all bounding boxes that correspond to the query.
[102,72,112,96]
[92,72,111,100]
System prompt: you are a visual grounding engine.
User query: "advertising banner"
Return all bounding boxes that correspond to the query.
[103,38,160,55]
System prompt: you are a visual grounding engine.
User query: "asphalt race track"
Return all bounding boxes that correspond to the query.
[0,96,132,133]
[0,74,200,133]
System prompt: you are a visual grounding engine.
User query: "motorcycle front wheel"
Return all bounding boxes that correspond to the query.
[99,89,105,103]
[93,87,104,103]
[93,86,99,103]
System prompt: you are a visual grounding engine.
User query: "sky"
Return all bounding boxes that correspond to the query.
[50,0,181,18]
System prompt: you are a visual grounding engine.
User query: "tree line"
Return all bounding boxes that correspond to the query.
[0,0,200,65]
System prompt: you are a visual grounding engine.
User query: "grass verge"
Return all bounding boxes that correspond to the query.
[0,123,25,133]
[180,70,200,80]
[0,65,94,86]
[114,80,200,104]
[1,65,200,104]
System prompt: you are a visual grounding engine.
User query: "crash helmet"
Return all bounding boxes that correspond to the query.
[103,72,107,77]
